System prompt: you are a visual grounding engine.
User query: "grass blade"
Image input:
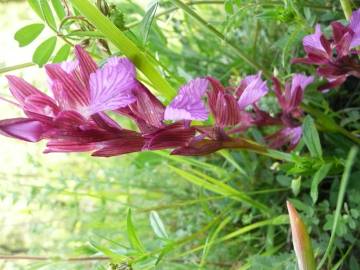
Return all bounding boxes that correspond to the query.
[168,165,269,213]
[127,209,146,254]
[317,146,358,270]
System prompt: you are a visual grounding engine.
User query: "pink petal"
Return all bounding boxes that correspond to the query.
[45,64,89,108]
[145,122,195,150]
[237,72,268,109]
[208,77,241,127]
[92,132,145,157]
[23,95,59,118]
[60,60,79,74]
[74,45,98,88]
[164,78,209,121]
[6,75,48,105]
[91,112,122,131]
[129,83,165,128]
[88,57,137,114]
[349,9,360,48]
[290,74,314,96]
[0,118,46,142]
[53,110,87,128]
[303,24,326,53]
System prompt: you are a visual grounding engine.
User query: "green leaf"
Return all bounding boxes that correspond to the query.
[51,0,66,20]
[317,147,358,270]
[168,165,269,213]
[287,201,316,270]
[32,37,57,67]
[311,163,332,204]
[89,241,127,263]
[303,115,322,158]
[14,23,45,47]
[28,0,44,19]
[40,0,57,30]
[149,211,168,239]
[127,209,146,254]
[224,0,234,14]
[140,1,159,45]
[291,177,301,197]
[52,44,71,63]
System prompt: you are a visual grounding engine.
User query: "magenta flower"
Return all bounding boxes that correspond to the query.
[0,45,141,154]
[0,45,312,156]
[293,9,360,90]
[267,126,302,151]
[164,78,209,121]
[273,74,314,117]
[266,74,313,150]
[237,72,268,110]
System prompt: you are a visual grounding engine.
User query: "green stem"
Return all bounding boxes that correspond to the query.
[317,147,358,270]
[170,0,272,78]
[0,62,35,74]
[68,0,176,100]
[340,0,353,20]
[173,215,288,258]
[302,104,360,146]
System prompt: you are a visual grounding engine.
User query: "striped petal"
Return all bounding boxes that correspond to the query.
[237,72,268,109]
[6,75,48,105]
[349,9,360,48]
[164,78,209,121]
[88,57,137,114]
[45,63,89,108]
[74,45,98,88]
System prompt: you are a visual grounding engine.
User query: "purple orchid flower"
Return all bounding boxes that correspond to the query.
[293,9,360,90]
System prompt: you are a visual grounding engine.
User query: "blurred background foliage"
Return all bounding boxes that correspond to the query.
[0,0,360,269]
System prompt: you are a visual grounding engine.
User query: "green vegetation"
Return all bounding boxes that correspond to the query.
[0,0,360,269]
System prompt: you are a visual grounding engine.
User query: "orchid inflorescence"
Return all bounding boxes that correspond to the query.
[1,8,359,157]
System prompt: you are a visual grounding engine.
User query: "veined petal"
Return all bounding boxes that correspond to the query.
[88,57,137,114]
[129,83,165,128]
[74,45,98,87]
[53,110,87,128]
[164,78,209,121]
[331,22,353,56]
[45,63,88,107]
[92,133,145,157]
[91,112,122,131]
[237,72,268,109]
[349,9,360,48]
[303,24,327,54]
[145,122,195,150]
[6,75,48,105]
[23,94,59,118]
[0,118,46,142]
[208,77,241,127]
